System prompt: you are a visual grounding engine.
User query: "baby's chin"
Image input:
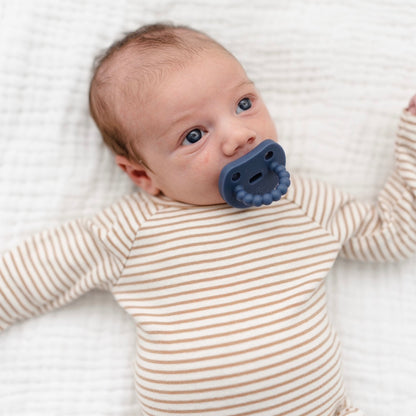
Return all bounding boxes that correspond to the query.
[170,190,226,206]
[182,195,226,206]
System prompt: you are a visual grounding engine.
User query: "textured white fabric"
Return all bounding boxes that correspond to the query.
[0,0,415,415]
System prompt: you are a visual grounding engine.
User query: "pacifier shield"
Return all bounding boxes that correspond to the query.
[219,140,290,208]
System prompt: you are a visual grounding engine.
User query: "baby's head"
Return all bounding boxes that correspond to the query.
[89,23,277,205]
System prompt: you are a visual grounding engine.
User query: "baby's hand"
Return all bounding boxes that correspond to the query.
[407,94,416,115]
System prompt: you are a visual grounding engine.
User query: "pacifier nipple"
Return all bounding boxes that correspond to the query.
[218,140,290,208]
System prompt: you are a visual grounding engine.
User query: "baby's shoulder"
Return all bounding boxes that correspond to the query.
[286,174,351,221]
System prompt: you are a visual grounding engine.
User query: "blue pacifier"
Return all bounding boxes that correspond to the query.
[219,139,290,208]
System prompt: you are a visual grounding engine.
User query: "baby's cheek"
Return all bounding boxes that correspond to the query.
[199,151,214,168]
[264,120,278,140]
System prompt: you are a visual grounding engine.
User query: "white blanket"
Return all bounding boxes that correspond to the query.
[0,0,415,414]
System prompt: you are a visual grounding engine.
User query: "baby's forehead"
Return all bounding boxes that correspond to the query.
[117,37,223,72]
[110,41,232,100]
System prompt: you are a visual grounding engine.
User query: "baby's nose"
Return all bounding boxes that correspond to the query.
[222,130,256,156]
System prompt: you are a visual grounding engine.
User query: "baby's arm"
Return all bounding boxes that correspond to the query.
[337,101,416,261]
[291,98,416,262]
[0,195,140,332]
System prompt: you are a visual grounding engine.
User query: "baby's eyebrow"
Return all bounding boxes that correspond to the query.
[169,110,194,130]
[235,79,255,89]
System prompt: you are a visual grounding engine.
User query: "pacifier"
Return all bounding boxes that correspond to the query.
[219,139,290,208]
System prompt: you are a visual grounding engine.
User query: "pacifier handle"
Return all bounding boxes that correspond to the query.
[234,163,290,207]
[218,140,291,209]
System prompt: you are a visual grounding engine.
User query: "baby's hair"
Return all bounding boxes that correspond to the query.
[89,22,230,165]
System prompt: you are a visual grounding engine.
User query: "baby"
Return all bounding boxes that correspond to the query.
[1,22,416,416]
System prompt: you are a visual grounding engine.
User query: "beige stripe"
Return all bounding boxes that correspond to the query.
[147,200,292,224]
[124,270,321,303]
[294,380,344,416]
[138,278,322,324]
[126,262,331,319]
[141,290,323,340]
[23,240,65,306]
[132,289,316,323]
[138,304,326,357]
[395,227,413,256]
[398,134,416,145]
[140,288,326,335]
[110,204,134,239]
[372,233,387,261]
[307,179,317,220]
[121,257,329,293]
[398,167,416,180]
[136,320,330,375]
[142,201,295,232]
[381,230,401,260]
[62,225,94,281]
[139,206,244,231]
[106,230,130,258]
[138,354,341,407]
[34,234,69,292]
[334,200,343,241]
[398,142,416,158]
[137,297,314,335]
[360,233,377,261]
[136,337,340,395]
[139,363,343,415]
[122,246,338,283]
[16,244,49,303]
[94,210,108,230]
[24,240,61,298]
[138,271,328,327]
[63,225,90,275]
[0,298,13,324]
[126,241,318,283]
[147,206,231,224]
[123,196,141,227]
[137,329,337,390]
[118,202,136,235]
[400,115,416,126]
[137,209,303,247]
[73,223,103,287]
[1,257,36,316]
[41,232,73,289]
[130,228,325,271]
[237,374,344,416]
[8,251,42,308]
[311,180,322,223]
[112,224,132,252]
[324,186,338,230]
[142,197,158,220]
[84,223,115,284]
[51,228,78,284]
[121,260,329,306]
[102,208,115,228]
[129,221,321,263]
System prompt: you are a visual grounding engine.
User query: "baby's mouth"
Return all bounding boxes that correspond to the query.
[218,140,290,208]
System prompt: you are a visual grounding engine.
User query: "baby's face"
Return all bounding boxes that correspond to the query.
[128,48,277,205]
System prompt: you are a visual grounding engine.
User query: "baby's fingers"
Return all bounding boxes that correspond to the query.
[407,94,416,115]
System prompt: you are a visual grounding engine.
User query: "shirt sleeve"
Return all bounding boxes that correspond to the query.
[0,193,144,332]
[290,109,416,262]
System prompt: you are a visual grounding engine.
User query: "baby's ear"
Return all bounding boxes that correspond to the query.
[115,155,161,195]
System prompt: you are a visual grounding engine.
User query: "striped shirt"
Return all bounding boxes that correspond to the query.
[1,111,415,415]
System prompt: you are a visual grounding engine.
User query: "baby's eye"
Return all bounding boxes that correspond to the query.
[182,128,205,146]
[236,97,252,114]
